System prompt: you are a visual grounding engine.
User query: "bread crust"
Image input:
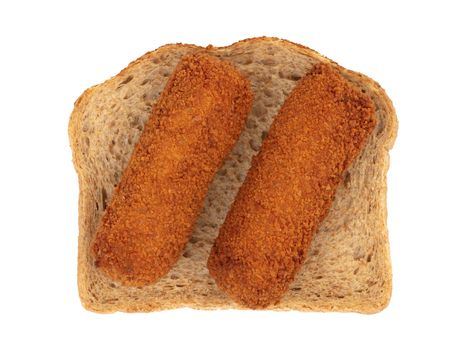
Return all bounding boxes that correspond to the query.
[69,37,397,313]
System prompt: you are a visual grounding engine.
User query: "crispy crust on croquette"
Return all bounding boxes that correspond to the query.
[208,64,376,308]
[91,53,253,286]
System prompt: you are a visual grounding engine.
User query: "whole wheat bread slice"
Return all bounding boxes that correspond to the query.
[69,37,397,313]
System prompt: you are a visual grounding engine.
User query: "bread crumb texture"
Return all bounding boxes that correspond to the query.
[69,37,397,313]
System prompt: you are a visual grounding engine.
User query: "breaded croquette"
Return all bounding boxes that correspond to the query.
[208,64,376,308]
[92,53,253,286]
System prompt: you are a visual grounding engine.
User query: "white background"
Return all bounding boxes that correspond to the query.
[1,0,467,349]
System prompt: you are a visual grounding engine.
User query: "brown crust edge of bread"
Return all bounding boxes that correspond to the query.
[69,37,398,313]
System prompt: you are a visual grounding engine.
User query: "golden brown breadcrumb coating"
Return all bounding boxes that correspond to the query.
[92,53,253,286]
[208,63,376,308]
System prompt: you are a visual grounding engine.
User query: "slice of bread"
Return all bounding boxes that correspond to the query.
[69,37,397,313]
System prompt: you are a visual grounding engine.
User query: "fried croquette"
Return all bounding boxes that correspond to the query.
[208,63,376,308]
[92,53,253,286]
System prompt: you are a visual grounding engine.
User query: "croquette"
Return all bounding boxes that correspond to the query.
[92,53,253,286]
[208,64,376,308]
